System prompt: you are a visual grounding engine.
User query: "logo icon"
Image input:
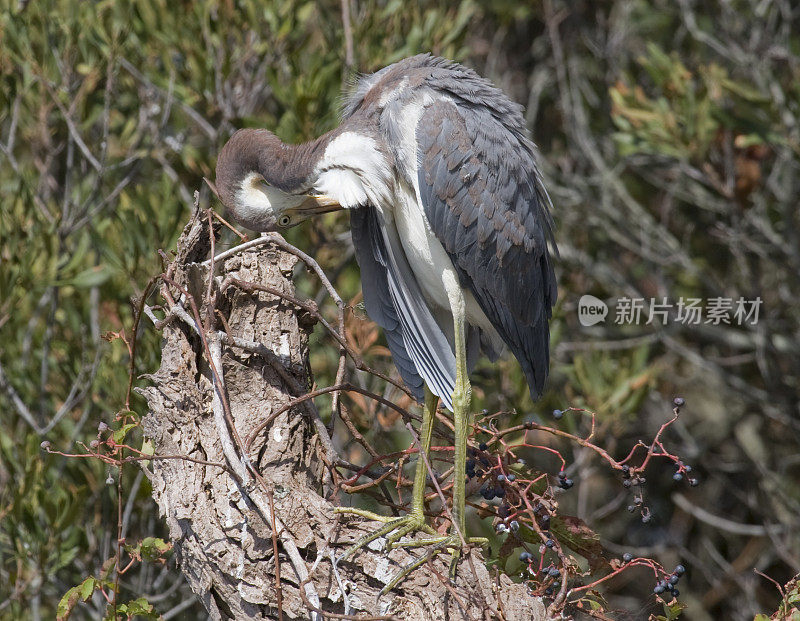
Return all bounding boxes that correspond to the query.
[578,295,608,327]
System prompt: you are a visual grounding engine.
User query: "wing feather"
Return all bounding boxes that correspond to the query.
[416,100,557,398]
[349,207,457,409]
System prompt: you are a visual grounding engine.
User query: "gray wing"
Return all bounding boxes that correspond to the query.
[416,100,557,398]
[350,207,457,409]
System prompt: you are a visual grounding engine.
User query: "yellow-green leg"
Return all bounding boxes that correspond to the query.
[335,306,486,593]
[447,301,482,579]
[384,304,487,590]
[334,387,442,564]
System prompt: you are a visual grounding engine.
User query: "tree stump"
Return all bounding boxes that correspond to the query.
[139,210,546,620]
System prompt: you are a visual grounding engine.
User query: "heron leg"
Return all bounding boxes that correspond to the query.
[447,298,484,580]
[390,286,488,584]
[334,387,440,564]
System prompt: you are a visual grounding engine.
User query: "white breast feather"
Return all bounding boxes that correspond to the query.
[314,132,392,208]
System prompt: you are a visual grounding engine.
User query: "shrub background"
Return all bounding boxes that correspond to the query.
[1,0,798,619]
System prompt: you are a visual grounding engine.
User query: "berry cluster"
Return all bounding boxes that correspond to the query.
[537,564,562,596]
[672,461,699,487]
[621,465,652,523]
[556,470,573,489]
[654,564,686,599]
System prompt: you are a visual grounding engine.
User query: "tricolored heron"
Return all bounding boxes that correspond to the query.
[215,54,557,590]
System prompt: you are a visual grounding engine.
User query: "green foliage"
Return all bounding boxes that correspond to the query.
[610,43,774,162]
[653,599,686,620]
[564,346,657,420]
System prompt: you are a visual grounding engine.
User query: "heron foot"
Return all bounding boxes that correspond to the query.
[379,532,488,596]
[334,508,436,564]
[335,507,487,593]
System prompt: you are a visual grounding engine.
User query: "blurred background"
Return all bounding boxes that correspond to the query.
[1,0,799,619]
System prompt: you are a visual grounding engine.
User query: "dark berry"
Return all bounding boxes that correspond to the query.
[668,574,679,585]
[672,589,680,597]
[622,464,630,476]
[497,474,506,482]
[654,584,665,594]
[622,552,633,563]
[557,470,566,480]
[466,459,476,470]
[552,581,561,589]
[673,473,683,482]
[673,397,685,407]
[507,474,516,482]
[509,520,519,533]
[495,487,506,498]
[548,567,560,577]
[498,505,510,518]
[479,442,488,451]
[642,514,651,524]
[481,487,494,500]
[481,409,489,416]
[627,505,636,513]
[544,587,553,596]
[552,409,563,419]
[623,479,632,488]
[519,551,532,562]
[675,564,685,575]
[480,457,490,467]
[545,539,555,548]
[561,478,574,489]
[684,465,692,473]
[688,478,699,487]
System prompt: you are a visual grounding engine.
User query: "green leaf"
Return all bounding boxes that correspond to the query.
[139,537,172,563]
[113,422,138,444]
[119,597,159,618]
[57,264,114,288]
[57,577,96,620]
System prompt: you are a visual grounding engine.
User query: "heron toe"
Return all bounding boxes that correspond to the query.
[334,508,437,564]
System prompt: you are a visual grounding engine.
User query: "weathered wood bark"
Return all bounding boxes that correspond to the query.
[139,212,546,620]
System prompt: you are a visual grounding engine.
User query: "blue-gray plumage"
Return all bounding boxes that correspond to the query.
[340,55,556,409]
[215,53,557,590]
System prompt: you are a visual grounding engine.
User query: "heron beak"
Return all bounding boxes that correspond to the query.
[289,194,343,218]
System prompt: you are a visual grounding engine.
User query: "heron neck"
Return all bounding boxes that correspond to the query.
[254,130,334,193]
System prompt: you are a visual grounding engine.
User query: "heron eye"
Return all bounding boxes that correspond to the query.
[278,215,291,227]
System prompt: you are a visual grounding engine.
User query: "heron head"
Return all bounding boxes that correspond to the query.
[215,129,342,232]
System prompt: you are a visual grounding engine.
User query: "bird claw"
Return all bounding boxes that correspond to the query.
[379,533,488,596]
[335,508,488,595]
[334,509,435,563]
